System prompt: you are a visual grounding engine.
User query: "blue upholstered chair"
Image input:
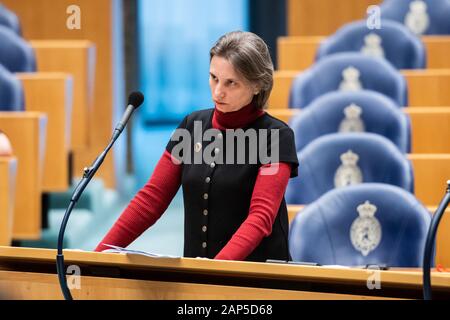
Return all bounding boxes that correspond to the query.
[0,63,24,111]
[380,0,450,35]
[0,25,36,72]
[289,52,407,108]
[289,183,431,267]
[289,90,411,153]
[285,133,414,204]
[316,19,426,69]
[0,4,21,35]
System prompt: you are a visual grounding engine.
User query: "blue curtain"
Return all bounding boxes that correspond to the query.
[138,0,249,123]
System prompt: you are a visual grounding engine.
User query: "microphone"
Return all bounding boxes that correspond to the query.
[114,91,144,135]
[56,92,144,300]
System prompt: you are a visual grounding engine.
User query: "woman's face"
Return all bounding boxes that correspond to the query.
[209,55,257,113]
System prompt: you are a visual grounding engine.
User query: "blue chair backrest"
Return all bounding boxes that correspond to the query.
[0,25,36,72]
[0,63,24,111]
[289,183,431,267]
[285,132,414,204]
[0,4,21,35]
[289,90,411,153]
[316,19,426,69]
[380,0,450,35]
[289,52,407,108]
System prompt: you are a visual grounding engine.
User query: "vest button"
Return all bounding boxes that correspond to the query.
[203,209,208,216]
[217,133,223,139]
[202,242,207,248]
[203,193,208,200]
[214,148,220,154]
[202,226,207,232]
[194,142,202,153]
[210,162,216,168]
[205,177,211,183]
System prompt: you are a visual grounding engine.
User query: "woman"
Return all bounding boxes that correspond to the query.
[95,31,299,262]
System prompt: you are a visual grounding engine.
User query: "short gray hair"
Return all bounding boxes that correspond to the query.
[210,31,274,110]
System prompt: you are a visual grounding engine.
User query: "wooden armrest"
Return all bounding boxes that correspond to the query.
[0,157,17,246]
[0,112,47,240]
[16,72,73,192]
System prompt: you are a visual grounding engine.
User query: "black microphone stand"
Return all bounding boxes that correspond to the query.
[56,129,124,300]
[423,180,450,300]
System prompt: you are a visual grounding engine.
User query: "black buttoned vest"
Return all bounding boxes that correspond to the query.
[166,109,299,262]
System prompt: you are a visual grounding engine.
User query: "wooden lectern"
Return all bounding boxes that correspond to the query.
[0,247,449,300]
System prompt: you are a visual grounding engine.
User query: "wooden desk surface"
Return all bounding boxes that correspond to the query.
[0,246,449,299]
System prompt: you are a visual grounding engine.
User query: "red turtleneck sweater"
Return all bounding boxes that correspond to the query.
[95,102,292,260]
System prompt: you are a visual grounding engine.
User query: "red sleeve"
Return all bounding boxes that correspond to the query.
[214,162,292,261]
[94,150,182,252]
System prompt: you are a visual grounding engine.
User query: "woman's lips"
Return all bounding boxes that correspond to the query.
[215,100,227,106]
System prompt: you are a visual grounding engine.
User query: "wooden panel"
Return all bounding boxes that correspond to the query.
[0,113,47,240]
[424,36,450,69]
[0,271,382,300]
[288,206,450,267]
[270,70,299,109]
[269,70,450,109]
[1,247,450,299]
[17,72,73,192]
[30,40,95,151]
[408,154,450,206]
[0,157,17,246]
[287,0,380,36]
[404,70,450,107]
[278,36,450,71]
[278,36,325,70]
[406,107,450,153]
[4,0,125,189]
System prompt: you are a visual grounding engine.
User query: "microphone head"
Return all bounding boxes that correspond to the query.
[128,91,144,108]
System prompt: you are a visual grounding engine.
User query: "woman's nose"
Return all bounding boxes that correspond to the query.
[214,85,225,99]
